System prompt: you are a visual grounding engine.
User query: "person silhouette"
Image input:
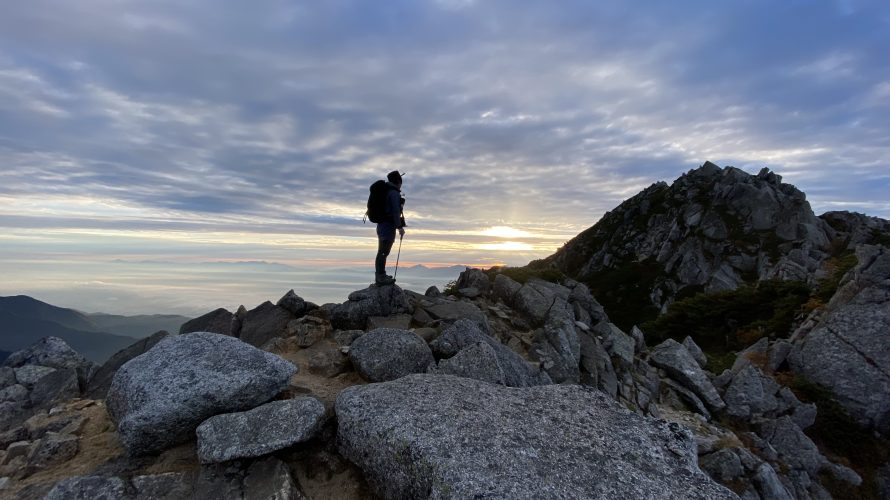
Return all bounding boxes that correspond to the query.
[374,171,405,285]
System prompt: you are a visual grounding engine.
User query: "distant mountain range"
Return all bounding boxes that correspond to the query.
[0,296,190,363]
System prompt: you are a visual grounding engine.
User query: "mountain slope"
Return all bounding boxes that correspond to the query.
[541,161,889,329]
[0,310,139,362]
[0,295,98,332]
[85,313,189,338]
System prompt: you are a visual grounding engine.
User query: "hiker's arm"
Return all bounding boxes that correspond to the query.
[388,191,402,228]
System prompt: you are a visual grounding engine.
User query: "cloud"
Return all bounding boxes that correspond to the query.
[0,0,888,283]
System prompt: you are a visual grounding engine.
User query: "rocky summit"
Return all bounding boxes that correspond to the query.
[545,162,887,317]
[1,161,888,499]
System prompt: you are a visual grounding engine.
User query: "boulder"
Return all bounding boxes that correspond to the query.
[630,326,647,354]
[491,273,522,306]
[0,384,28,404]
[335,374,735,499]
[107,332,297,456]
[131,472,194,499]
[366,314,412,330]
[0,367,16,388]
[568,282,609,325]
[649,339,725,411]
[578,330,618,397]
[307,346,350,378]
[424,286,441,297]
[513,279,561,325]
[723,364,780,420]
[752,463,794,500]
[13,365,55,389]
[428,342,506,385]
[28,432,79,468]
[238,301,293,348]
[45,476,127,500]
[682,336,707,368]
[29,368,79,409]
[347,328,434,382]
[286,317,327,348]
[196,397,325,463]
[86,331,173,399]
[530,317,580,383]
[430,319,550,387]
[330,284,411,330]
[700,448,744,482]
[789,245,890,433]
[594,322,635,366]
[455,267,491,295]
[757,416,825,475]
[3,337,94,390]
[277,289,312,318]
[179,309,233,336]
[423,300,488,327]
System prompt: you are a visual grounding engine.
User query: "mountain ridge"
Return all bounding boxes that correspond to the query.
[540,161,890,329]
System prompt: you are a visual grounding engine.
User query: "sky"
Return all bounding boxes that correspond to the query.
[1,0,889,316]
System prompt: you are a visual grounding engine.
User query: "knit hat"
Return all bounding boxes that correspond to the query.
[387,171,403,185]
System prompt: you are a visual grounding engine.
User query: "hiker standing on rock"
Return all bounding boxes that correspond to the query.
[367,171,406,285]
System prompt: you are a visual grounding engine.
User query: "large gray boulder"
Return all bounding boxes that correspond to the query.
[757,416,825,475]
[107,332,297,456]
[427,342,506,385]
[530,316,580,383]
[423,300,488,327]
[455,267,491,295]
[347,328,434,382]
[196,397,325,463]
[3,336,94,390]
[335,374,736,499]
[179,308,233,336]
[491,273,522,305]
[86,331,173,399]
[276,289,313,318]
[430,319,550,387]
[330,284,411,330]
[723,364,780,420]
[238,301,293,348]
[513,279,565,325]
[649,339,725,411]
[789,244,890,433]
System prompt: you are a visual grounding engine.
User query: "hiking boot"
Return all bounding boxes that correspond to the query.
[375,274,396,285]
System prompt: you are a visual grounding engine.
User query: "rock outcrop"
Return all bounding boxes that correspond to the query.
[429,319,550,387]
[196,397,325,463]
[348,328,433,382]
[788,244,890,434]
[335,374,735,499]
[107,332,297,455]
[179,308,234,336]
[330,284,411,330]
[547,162,834,312]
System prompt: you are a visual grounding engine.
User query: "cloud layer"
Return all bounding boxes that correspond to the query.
[1,0,889,311]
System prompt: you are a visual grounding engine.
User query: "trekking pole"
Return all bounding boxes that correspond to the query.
[393,233,404,281]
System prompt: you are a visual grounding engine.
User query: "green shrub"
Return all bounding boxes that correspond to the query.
[483,266,564,285]
[814,252,858,302]
[639,280,811,355]
[580,257,663,332]
[442,280,459,296]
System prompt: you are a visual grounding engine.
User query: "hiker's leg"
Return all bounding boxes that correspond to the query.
[375,237,395,276]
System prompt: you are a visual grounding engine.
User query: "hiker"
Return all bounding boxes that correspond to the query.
[369,171,405,285]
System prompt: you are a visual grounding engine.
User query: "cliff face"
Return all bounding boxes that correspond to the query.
[547,162,840,319]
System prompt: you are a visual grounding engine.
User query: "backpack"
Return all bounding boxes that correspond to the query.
[366,180,393,223]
